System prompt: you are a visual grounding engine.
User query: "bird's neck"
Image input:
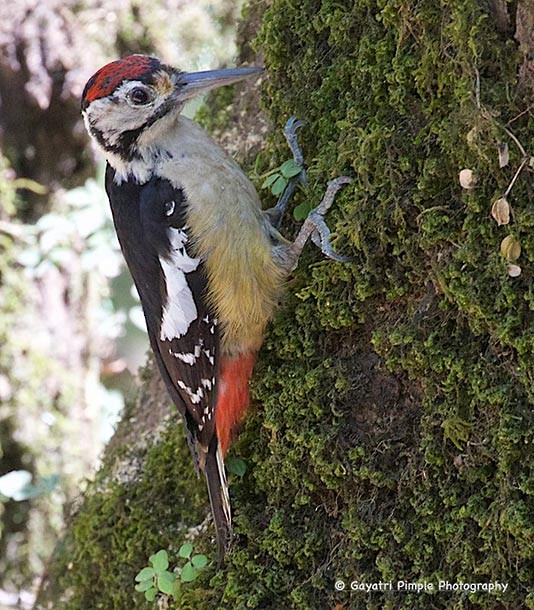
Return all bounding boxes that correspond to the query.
[102,112,187,185]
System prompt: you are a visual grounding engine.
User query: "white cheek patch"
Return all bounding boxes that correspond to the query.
[87,95,147,143]
[159,227,200,341]
[85,80,172,150]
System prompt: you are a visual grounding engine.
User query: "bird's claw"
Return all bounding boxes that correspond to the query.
[267,116,308,228]
[284,116,307,186]
[310,213,353,264]
[266,118,352,269]
[285,116,304,133]
[278,176,353,273]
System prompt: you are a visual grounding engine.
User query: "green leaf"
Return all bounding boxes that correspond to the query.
[178,543,193,559]
[144,587,157,602]
[261,173,280,189]
[172,579,182,597]
[149,550,168,572]
[180,561,199,583]
[191,554,208,569]
[280,159,302,178]
[157,571,176,595]
[271,175,288,196]
[135,579,154,592]
[293,201,312,221]
[135,567,155,582]
[225,457,247,477]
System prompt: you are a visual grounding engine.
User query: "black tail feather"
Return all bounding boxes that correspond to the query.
[204,439,232,564]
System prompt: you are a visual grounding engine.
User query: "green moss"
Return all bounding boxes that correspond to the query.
[41,1,532,609]
[41,421,219,609]
[196,86,236,135]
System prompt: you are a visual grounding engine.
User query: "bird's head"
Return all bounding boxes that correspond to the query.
[81,54,262,160]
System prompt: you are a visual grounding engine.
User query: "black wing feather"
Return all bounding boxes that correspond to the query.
[105,164,219,455]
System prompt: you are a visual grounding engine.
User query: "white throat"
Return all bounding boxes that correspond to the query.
[92,110,183,185]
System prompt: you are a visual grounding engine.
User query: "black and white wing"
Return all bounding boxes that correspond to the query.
[105,165,219,458]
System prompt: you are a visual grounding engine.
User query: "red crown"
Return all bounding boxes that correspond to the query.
[82,55,160,105]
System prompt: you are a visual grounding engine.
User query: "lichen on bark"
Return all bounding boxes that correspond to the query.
[38,1,532,609]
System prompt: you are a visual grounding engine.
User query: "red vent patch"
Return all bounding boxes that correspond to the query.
[215,352,255,456]
[82,55,160,104]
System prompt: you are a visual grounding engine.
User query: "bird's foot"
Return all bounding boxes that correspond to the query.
[264,117,351,272]
[264,116,307,229]
[284,116,307,180]
[278,176,352,274]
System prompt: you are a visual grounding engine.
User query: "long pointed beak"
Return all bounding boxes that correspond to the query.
[175,67,263,102]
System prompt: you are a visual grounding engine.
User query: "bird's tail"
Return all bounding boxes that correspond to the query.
[204,439,232,563]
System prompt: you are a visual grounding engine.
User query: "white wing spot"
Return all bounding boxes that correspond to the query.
[203,349,215,365]
[177,380,204,404]
[170,351,195,365]
[201,378,213,390]
[169,342,203,366]
[159,228,200,341]
[165,200,176,216]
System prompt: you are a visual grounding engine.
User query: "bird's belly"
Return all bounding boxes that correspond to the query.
[159,162,282,355]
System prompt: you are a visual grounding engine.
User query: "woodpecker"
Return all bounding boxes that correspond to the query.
[81,54,349,561]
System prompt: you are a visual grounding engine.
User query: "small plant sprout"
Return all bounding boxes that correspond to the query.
[178,543,208,583]
[225,456,247,478]
[260,158,315,221]
[134,546,209,603]
[261,158,302,197]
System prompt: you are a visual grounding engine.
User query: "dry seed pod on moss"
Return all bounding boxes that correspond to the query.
[459,168,477,189]
[498,142,509,168]
[508,264,521,277]
[500,235,521,261]
[491,197,510,226]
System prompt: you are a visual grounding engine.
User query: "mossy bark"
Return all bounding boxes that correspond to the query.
[38,1,532,609]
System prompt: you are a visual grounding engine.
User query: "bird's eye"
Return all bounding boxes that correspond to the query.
[128,87,152,105]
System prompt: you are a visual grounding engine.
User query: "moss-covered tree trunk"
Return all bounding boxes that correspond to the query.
[38,1,532,609]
